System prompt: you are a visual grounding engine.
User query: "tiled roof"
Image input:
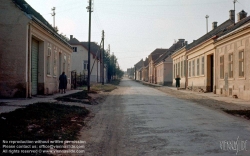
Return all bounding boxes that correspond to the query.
[149,49,167,62]
[135,59,144,70]
[186,19,234,50]
[12,0,71,48]
[219,15,250,37]
[155,40,186,64]
[68,38,101,59]
[144,57,149,67]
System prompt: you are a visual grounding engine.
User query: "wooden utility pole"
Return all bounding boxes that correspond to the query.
[102,30,105,85]
[51,7,56,29]
[87,0,93,91]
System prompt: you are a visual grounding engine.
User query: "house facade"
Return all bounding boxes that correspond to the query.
[0,0,72,98]
[134,59,143,80]
[142,57,149,81]
[154,39,186,86]
[214,11,250,100]
[172,46,187,88]
[186,11,234,92]
[148,49,167,83]
[68,35,101,84]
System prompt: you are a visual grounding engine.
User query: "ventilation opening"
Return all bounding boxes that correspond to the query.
[229,88,232,96]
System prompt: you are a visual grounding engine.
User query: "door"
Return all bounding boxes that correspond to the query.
[31,39,39,95]
[211,55,214,92]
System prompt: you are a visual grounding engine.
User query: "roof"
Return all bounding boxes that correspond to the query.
[134,59,144,70]
[219,15,250,37]
[68,37,101,59]
[155,39,186,64]
[149,49,167,62]
[144,57,149,67]
[186,19,234,50]
[12,0,71,48]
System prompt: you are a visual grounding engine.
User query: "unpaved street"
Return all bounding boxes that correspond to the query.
[80,78,250,156]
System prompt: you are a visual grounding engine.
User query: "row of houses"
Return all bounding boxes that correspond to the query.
[130,9,250,101]
[0,0,106,98]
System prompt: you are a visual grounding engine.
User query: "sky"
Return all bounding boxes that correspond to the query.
[25,0,250,71]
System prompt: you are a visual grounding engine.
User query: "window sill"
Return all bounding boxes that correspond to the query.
[53,76,57,78]
[238,77,246,80]
[47,75,52,77]
[228,78,235,80]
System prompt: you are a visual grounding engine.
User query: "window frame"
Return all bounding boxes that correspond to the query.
[239,51,244,77]
[220,55,224,79]
[228,53,233,78]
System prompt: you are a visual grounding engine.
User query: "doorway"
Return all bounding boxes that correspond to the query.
[207,54,214,92]
[31,39,39,95]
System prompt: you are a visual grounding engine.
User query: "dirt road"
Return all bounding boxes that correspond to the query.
[80,78,250,156]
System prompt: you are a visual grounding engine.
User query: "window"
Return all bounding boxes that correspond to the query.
[176,63,178,77]
[53,49,57,76]
[83,60,88,70]
[181,61,183,77]
[228,53,233,78]
[73,47,77,52]
[192,60,195,76]
[68,55,71,76]
[197,58,200,76]
[220,55,224,79]
[189,61,191,77]
[184,60,186,77]
[173,63,175,79]
[239,51,244,77]
[178,62,180,77]
[47,44,51,75]
[201,56,204,75]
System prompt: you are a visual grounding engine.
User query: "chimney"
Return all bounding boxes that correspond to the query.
[229,10,235,22]
[185,41,188,45]
[237,10,247,22]
[212,22,218,29]
[70,35,73,40]
[178,39,185,42]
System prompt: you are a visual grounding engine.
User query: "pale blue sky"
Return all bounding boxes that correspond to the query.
[25,0,250,71]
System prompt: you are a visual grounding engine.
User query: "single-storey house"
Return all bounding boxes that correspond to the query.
[0,0,72,97]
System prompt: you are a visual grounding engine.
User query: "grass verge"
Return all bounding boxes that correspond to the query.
[224,110,250,120]
[0,102,89,141]
[90,79,120,92]
[55,90,91,104]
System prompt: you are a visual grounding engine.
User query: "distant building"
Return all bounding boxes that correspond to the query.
[68,35,101,84]
[155,39,186,86]
[148,49,167,83]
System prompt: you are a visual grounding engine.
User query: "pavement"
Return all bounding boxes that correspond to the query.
[0,90,83,114]
[137,80,250,108]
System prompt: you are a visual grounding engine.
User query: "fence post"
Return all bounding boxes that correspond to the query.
[74,72,77,89]
[80,72,82,86]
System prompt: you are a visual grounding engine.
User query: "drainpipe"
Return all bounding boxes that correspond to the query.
[28,23,31,98]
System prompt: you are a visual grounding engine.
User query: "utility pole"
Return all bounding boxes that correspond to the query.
[234,0,237,24]
[205,15,209,33]
[51,7,56,29]
[102,30,105,85]
[87,0,93,91]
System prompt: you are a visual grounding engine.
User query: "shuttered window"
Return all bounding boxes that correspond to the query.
[197,58,200,76]
[228,53,233,78]
[239,51,244,77]
[220,55,224,79]
[201,56,204,75]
